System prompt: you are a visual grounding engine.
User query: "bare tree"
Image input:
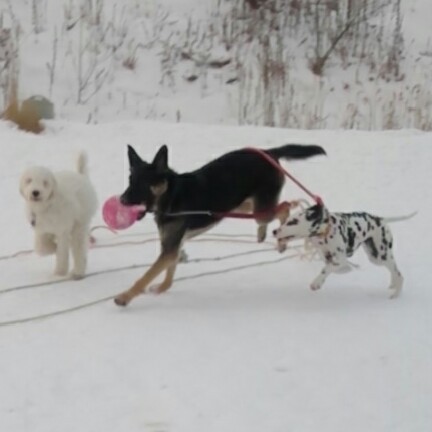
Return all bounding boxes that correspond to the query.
[310,0,394,76]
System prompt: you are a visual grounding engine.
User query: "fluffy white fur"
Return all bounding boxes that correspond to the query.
[20,152,98,279]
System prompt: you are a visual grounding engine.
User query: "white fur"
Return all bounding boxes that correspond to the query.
[20,152,98,279]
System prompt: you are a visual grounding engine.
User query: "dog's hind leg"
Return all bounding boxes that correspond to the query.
[384,255,403,299]
[363,229,403,299]
[54,233,70,276]
[70,224,89,280]
[254,192,289,252]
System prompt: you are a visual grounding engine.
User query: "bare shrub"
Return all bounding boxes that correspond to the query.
[213,0,417,129]
[2,80,44,134]
[122,42,138,70]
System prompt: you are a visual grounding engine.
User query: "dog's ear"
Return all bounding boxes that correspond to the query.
[305,204,323,221]
[19,176,26,198]
[46,173,57,200]
[127,145,143,169]
[152,145,168,172]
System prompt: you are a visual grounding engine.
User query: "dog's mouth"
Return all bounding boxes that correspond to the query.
[120,198,148,219]
[137,210,147,220]
[29,196,42,202]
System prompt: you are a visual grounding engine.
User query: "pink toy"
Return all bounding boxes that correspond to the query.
[102,195,146,230]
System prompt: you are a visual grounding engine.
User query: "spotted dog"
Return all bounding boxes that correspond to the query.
[273,204,416,298]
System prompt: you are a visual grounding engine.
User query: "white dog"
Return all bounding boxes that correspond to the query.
[20,152,98,279]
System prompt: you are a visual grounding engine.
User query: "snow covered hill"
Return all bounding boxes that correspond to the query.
[1,0,432,129]
[0,120,430,432]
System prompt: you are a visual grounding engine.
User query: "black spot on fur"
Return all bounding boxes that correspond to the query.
[306,205,323,222]
[381,227,388,246]
[324,252,333,263]
[365,238,379,259]
[346,228,356,256]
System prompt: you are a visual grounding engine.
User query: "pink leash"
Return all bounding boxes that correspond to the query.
[245,147,323,205]
[165,147,323,220]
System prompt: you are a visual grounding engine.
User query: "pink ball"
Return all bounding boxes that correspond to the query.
[102,195,146,230]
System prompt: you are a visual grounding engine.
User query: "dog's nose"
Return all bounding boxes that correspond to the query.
[272,228,278,236]
[32,190,40,198]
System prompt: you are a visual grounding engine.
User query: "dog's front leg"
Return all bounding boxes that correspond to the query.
[311,265,332,291]
[114,252,178,306]
[54,233,70,276]
[310,261,348,291]
[148,261,178,294]
[311,248,354,290]
[70,224,89,280]
[34,232,56,256]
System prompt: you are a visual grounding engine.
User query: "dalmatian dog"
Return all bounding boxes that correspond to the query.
[273,204,416,298]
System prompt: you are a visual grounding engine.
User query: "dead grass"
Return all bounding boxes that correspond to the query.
[2,83,44,134]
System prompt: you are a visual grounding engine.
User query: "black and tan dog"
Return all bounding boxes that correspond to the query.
[114,143,326,306]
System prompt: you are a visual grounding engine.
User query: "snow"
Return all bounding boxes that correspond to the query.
[0,120,431,431]
[2,0,432,129]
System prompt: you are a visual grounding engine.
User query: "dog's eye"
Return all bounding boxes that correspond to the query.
[286,218,298,226]
[43,180,49,188]
[25,178,32,185]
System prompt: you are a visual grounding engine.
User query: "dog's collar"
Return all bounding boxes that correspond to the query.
[313,219,331,239]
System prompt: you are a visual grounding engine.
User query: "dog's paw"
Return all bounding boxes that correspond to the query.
[388,286,402,299]
[70,271,85,281]
[147,283,171,295]
[310,282,322,291]
[179,249,189,263]
[54,267,68,277]
[114,293,131,307]
[277,242,287,253]
[257,225,267,243]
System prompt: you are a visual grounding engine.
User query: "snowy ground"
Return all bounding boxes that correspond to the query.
[0,120,431,431]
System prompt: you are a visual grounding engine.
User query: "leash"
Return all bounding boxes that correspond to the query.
[0,253,300,329]
[245,147,324,205]
[165,201,292,219]
[165,147,323,220]
[0,233,314,328]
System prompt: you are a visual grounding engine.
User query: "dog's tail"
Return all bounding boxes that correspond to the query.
[266,144,326,161]
[77,151,89,176]
[384,211,418,224]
